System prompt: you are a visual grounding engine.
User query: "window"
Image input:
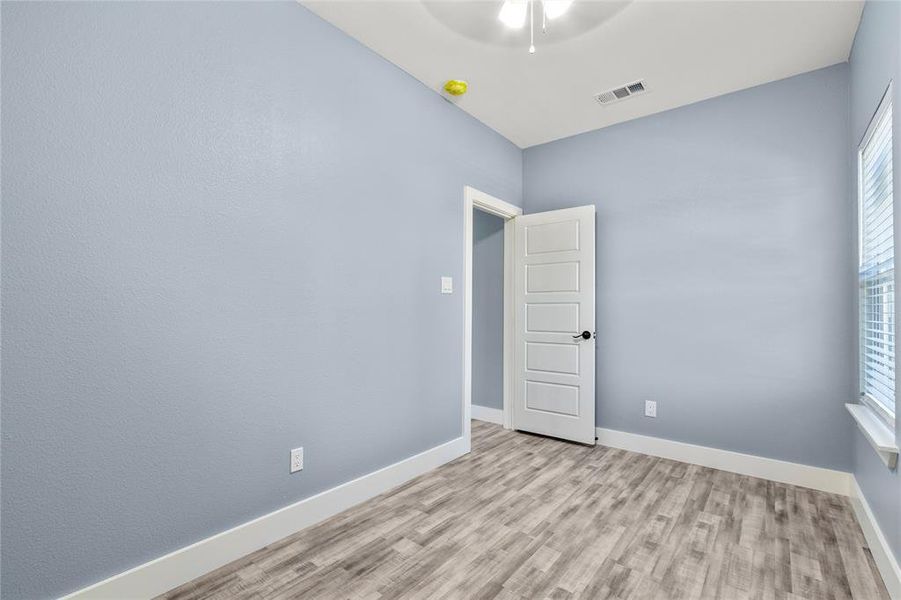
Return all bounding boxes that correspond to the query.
[859,84,895,426]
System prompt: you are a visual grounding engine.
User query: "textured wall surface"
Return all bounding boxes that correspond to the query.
[524,64,854,471]
[0,2,521,597]
[849,0,901,565]
[472,210,505,411]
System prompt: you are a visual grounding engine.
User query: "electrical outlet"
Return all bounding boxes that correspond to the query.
[290,447,304,473]
[644,400,657,418]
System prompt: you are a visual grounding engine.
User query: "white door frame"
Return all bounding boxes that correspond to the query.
[463,185,521,451]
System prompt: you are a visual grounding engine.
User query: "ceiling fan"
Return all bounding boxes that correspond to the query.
[497,0,574,54]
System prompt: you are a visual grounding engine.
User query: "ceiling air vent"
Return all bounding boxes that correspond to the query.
[594,80,649,106]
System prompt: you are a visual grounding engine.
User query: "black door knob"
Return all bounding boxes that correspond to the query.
[572,331,592,340]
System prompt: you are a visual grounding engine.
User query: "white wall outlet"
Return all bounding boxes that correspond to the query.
[441,276,453,294]
[644,400,657,418]
[290,447,304,473]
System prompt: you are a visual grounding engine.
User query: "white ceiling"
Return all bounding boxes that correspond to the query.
[303,0,863,148]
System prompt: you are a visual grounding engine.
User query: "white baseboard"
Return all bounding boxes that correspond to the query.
[471,404,504,425]
[63,436,468,600]
[595,427,852,496]
[850,477,901,599]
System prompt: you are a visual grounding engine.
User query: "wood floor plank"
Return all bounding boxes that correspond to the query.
[158,422,889,600]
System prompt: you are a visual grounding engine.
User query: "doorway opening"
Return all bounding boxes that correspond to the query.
[472,208,506,424]
[464,187,597,450]
[463,186,520,452]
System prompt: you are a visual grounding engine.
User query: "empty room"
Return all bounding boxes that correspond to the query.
[3,0,901,598]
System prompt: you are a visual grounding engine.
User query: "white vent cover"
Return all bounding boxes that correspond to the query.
[594,80,649,105]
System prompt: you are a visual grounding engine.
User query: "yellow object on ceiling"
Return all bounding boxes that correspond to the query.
[443,80,468,96]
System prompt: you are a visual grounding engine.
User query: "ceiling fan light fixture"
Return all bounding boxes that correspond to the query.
[541,0,573,20]
[498,0,527,29]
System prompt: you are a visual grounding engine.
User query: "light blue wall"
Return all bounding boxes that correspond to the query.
[524,64,854,471]
[472,210,505,411]
[849,0,901,566]
[0,2,522,598]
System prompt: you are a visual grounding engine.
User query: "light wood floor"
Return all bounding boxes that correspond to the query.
[160,421,888,600]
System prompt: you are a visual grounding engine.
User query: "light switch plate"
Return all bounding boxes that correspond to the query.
[290,447,304,473]
[644,400,657,418]
[441,276,453,294]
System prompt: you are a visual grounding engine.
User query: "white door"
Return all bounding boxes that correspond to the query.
[513,205,595,445]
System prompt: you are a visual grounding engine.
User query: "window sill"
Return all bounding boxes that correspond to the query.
[846,403,898,469]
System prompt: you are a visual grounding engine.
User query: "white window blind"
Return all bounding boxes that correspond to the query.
[859,88,895,422]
